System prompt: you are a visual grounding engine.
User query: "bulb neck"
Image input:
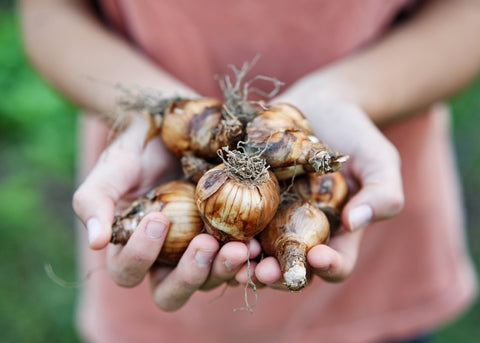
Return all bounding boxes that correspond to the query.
[276,238,308,292]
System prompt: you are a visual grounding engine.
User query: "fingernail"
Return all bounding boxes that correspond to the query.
[195,250,215,267]
[86,217,102,245]
[223,259,239,272]
[349,204,373,231]
[317,265,331,273]
[146,219,168,239]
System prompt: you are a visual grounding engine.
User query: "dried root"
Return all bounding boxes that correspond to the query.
[218,55,284,124]
[217,142,271,186]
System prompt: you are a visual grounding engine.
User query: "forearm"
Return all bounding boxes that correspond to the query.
[289,0,480,125]
[19,0,196,119]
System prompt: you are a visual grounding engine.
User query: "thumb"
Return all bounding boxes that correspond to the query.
[73,181,118,249]
[342,148,404,232]
[73,119,152,249]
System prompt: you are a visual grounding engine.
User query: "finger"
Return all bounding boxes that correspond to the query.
[343,142,404,231]
[201,238,262,290]
[234,259,261,287]
[150,234,219,312]
[73,119,153,249]
[231,238,263,288]
[308,230,363,282]
[254,256,283,285]
[200,242,249,291]
[256,257,316,291]
[73,179,117,250]
[246,238,263,259]
[107,212,169,287]
[254,257,291,290]
[287,99,404,232]
[73,150,140,249]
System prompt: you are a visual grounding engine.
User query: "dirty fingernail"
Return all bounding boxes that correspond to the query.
[349,204,373,231]
[195,250,215,267]
[86,217,102,245]
[146,219,168,239]
[223,259,240,272]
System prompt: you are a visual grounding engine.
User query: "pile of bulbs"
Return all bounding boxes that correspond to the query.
[110,67,349,292]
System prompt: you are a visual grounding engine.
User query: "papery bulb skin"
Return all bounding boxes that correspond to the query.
[181,154,215,184]
[259,201,330,291]
[245,103,348,180]
[111,181,204,265]
[294,172,348,231]
[195,163,280,243]
[161,98,244,160]
[247,103,314,136]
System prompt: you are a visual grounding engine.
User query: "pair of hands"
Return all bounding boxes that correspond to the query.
[73,89,404,312]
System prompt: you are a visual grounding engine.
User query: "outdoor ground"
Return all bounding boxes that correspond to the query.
[0,4,479,343]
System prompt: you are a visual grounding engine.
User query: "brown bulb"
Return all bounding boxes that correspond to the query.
[259,200,330,291]
[246,103,314,136]
[161,98,244,160]
[111,181,203,265]
[181,154,215,184]
[195,151,280,243]
[245,103,348,180]
[294,172,348,231]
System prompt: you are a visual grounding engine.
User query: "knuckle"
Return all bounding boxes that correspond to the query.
[380,140,401,166]
[389,145,401,167]
[378,142,404,217]
[72,188,87,214]
[154,299,181,312]
[108,255,150,288]
[127,245,159,267]
[152,287,187,312]
[109,265,144,288]
[378,191,404,219]
[131,250,151,264]
[388,192,405,216]
[323,266,353,283]
[178,274,204,290]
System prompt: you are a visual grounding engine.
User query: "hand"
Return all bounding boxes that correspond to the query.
[73,117,261,311]
[254,86,404,287]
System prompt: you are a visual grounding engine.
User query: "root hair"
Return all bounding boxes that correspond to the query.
[217,55,284,124]
[217,141,270,185]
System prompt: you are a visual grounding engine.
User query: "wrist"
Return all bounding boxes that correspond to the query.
[276,71,358,108]
[276,67,394,125]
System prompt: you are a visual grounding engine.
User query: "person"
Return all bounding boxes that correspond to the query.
[20,0,480,342]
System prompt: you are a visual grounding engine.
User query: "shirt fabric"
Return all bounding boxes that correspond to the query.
[76,1,477,342]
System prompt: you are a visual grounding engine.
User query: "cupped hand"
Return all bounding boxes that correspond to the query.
[73,117,261,311]
[253,85,404,288]
[73,117,181,248]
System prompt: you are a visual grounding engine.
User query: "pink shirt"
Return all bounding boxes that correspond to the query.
[76,1,477,342]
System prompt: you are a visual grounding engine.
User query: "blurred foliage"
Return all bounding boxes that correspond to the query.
[434,77,480,343]
[0,4,479,343]
[0,8,80,343]
[451,78,480,256]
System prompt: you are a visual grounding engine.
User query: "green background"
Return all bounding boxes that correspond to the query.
[1,3,479,342]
